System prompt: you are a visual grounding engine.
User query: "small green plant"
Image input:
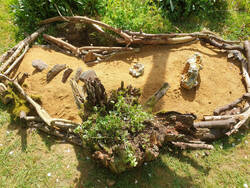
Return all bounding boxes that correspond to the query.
[101,0,171,33]
[74,94,152,167]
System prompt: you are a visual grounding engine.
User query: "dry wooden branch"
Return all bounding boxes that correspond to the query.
[28,121,82,146]
[4,45,30,75]
[203,38,244,53]
[117,36,197,45]
[43,34,79,56]
[194,118,236,129]
[243,40,250,74]
[123,30,240,44]
[79,46,135,51]
[0,44,18,64]
[40,16,132,43]
[0,27,46,73]
[172,142,214,150]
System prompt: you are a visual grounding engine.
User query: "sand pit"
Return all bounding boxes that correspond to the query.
[13,41,246,123]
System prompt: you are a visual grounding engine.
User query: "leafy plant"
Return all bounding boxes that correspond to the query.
[74,93,152,167]
[101,0,171,33]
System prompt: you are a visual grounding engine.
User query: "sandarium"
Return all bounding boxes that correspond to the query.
[0,16,249,173]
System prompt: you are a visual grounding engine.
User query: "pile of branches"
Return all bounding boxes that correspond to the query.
[0,16,250,173]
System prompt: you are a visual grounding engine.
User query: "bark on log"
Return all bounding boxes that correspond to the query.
[194,119,236,129]
[70,79,85,108]
[243,40,250,75]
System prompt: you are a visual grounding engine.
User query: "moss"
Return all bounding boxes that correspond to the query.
[3,85,30,120]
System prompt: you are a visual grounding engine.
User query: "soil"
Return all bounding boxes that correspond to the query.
[13,41,246,123]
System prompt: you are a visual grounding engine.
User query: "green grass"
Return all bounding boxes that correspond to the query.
[0,0,17,54]
[0,0,249,187]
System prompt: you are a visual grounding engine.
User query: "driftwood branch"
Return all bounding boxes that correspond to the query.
[4,45,30,75]
[0,27,46,73]
[43,34,79,56]
[40,16,132,43]
[243,40,250,74]
[172,142,214,150]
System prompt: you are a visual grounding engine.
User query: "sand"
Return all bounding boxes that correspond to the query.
[14,41,246,123]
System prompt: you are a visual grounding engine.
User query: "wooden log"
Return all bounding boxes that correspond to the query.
[242,58,250,92]
[194,119,236,129]
[43,34,79,56]
[4,45,30,75]
[172,142,214,150]
[0,27,46,73]
[144,82,170,112]
[243,40,250,74]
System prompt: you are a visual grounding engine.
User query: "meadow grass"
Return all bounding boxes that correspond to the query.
[0,0,249,187]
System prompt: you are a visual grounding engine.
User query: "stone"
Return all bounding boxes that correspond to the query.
[32,60,48,72]
[47,64,66,82]
[74,67,82,82]
[129,63,144,78]
[84,52,97,63]
[62,68,73,83]
[181,53,203,89]
[79,70,97,83]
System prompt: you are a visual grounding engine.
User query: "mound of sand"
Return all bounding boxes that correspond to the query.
[13,41,246,123]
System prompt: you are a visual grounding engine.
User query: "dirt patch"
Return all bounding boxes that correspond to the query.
[13,41,246,122]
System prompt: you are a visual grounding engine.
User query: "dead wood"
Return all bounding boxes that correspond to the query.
[4,45,30,75]
[243,40,250,74]
[70,79,85,108]
[143,82,170,112]
[47,64,66,82]
[74,67,82,82]
[79,46,136,51]
[43,34,79,56]
[40,16,132,43]
[28,121,82,146]
[0,27,46,73]
[172,142,214,150]
[0,44,18,64]
[194,118,236,129]
[214,93,250,115]
[62,68,73,83]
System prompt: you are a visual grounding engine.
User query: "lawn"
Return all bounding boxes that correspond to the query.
[0,0,249,187]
